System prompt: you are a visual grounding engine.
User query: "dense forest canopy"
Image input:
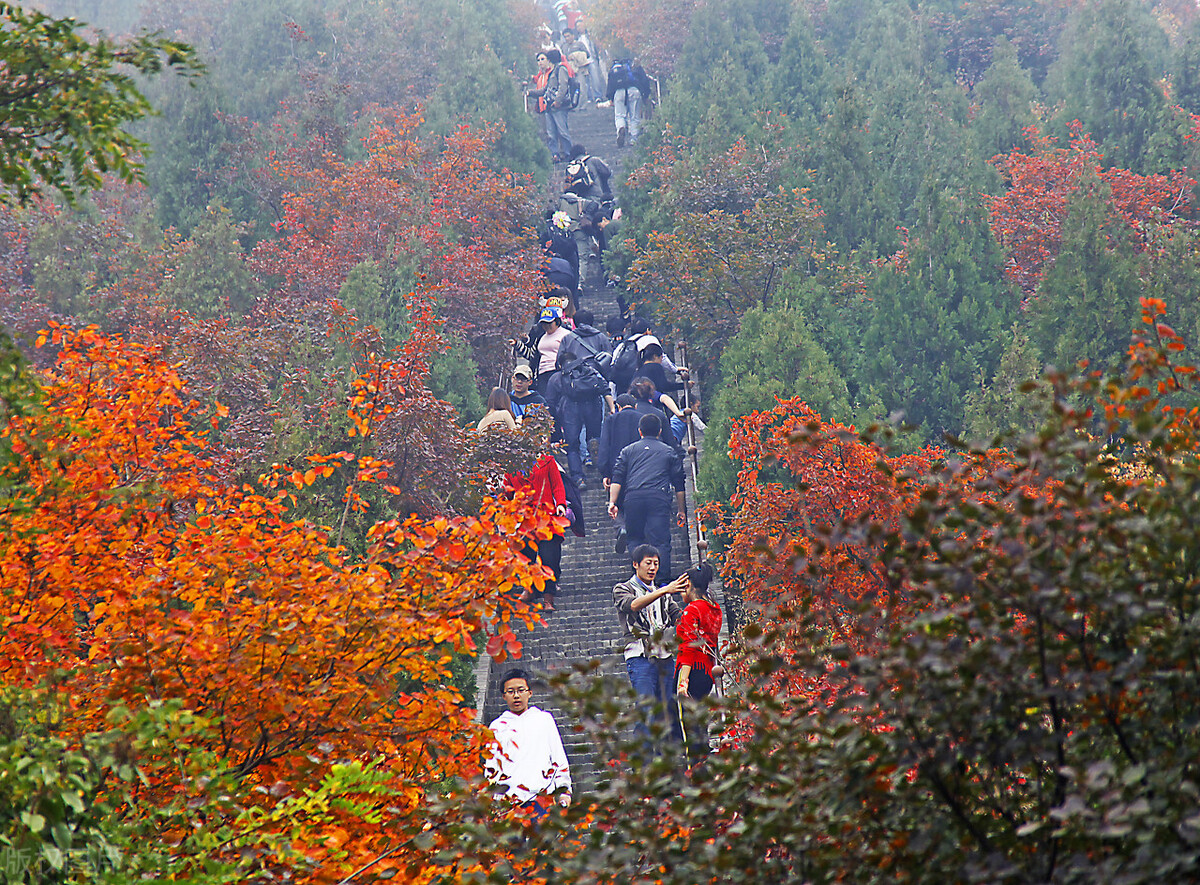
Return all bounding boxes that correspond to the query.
[9,0,1200,474]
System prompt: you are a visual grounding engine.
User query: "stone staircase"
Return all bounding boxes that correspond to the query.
[476,101,725,789]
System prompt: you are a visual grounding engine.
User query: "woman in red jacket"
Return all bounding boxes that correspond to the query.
[675,562,722,699]
[674,561,721,760]
[508,453,567,611]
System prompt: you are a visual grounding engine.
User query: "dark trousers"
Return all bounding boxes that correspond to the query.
[626,655,682,743]
[534,368,557,395]
[675,667,715,762]
[562,396,603,482]
[521,535,563,599]
[623,489,673,582]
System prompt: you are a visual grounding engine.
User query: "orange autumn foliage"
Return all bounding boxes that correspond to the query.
[0,324,554,880]
[986,124,1196,298]
[251,111,543,372]
[705,399,943,704]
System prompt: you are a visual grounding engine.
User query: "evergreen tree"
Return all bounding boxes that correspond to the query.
[1141,224,1200,349]
[854,265,976,440]
[214,0,333,126]
[337,261,485,422]
[769,7,831,123]
[142,78,248,238]
[848,179,1011,441]
[672,2,770,99]
[1048,0,1172,173]
[1174,16,1200,114]
[162,204,258,319]
[906,181,1016,375]
[698,302,851,506]
[962,324,1050,442]
[850,7,975,225]
[423,48,549,176]
[1026,173,1145,373]
[818,0,884,63]
[810,83,899,255]
[970,36,1039,163]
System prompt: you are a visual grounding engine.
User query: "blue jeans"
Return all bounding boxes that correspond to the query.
[626,655,681,743]
[545,107,571,157]
[623,489,673,583]
[563,396,602,483]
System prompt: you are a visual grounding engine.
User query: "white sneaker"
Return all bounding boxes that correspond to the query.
[597,100,612,108]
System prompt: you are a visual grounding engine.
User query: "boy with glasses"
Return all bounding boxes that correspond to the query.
[487,669,572,816]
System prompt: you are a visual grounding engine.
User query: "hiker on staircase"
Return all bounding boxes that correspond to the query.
[487,668,572,815]
[612,546,687,746]
[528,49,574,162]
[508,451,567,612]
[550,308,612,491]
[512,305,570,394]
[606,57,653,148]
[561,28,598,104]
[607,412,686,584]
[564,145,612,202]
[574,19,606,103]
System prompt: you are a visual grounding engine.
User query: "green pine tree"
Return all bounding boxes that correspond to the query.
[854,266,976,440]
[673,3,770,99]
[423,48,549,176]
[163,204,258,319]
[1174,17,1200,114]
[337,261,485,422]
[1047,0,1172,173]
[811,82,900,255]
[698,302,852,506]
[970,36,1039,163]
[962,324,1050,443]
[1026,173,1145,373]
[770,9,832,123]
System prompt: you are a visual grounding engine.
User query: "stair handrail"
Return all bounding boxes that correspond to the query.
[675,339,707,564]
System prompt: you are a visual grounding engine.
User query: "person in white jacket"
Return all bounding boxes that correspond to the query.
[487,669,572,816]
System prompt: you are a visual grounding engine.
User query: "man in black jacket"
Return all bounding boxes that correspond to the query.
[598,393,657,553]
[607,413,686,583]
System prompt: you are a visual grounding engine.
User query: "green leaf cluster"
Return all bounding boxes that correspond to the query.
[0,2,199,204]
[0,685,241,884]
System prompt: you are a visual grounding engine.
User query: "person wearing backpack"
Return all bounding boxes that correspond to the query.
[553,309,612,490]
[606,57,652,147]
[527,49,574,162]
[611,317,680,394]
[564,144,612,201]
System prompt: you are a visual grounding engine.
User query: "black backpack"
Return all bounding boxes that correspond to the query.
[609,339,640,393]
[609,60,632,91]
[562,356,609,400]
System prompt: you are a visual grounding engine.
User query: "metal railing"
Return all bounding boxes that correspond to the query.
[675,340,707,565]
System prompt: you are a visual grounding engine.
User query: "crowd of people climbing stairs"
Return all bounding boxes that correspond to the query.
[525,8,655,161]
[478,0,723,813]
